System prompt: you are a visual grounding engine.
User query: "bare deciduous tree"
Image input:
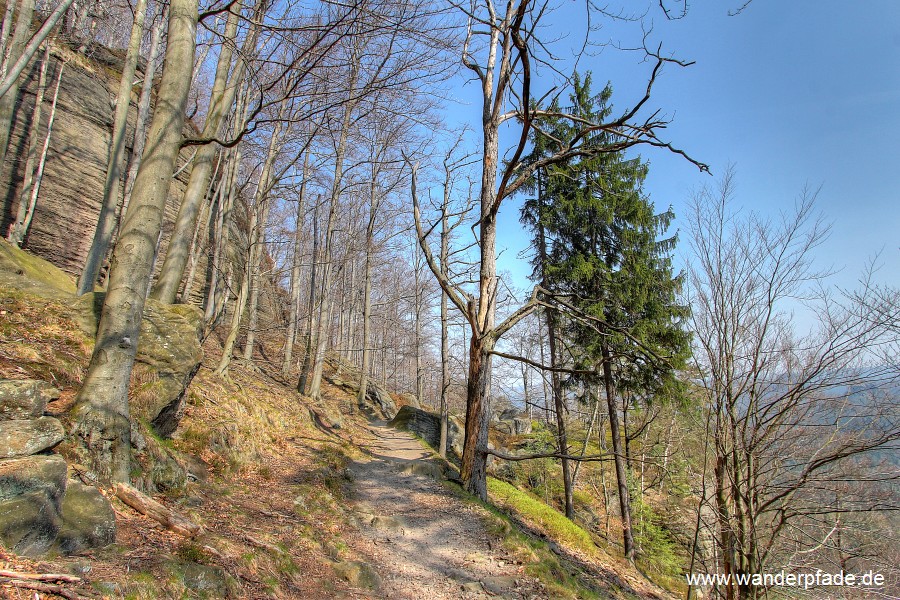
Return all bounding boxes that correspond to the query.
[686,170,900,600]
[70,0,198,483]
[411,0,706,500]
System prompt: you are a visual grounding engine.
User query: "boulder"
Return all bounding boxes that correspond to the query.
[324,368,397,419]
[481,575,519,595]
[496,417,532,436]
[0,454,67,503]
[0,416,65,458]
[0,379,59,420]
[398,393,420,409]
[333,560,382,590]
[53,480,116,554]
[0,455,67,555]
[75,293,203,437]
[388,406,464,458]
[512,417,532,435]
[367,384,397,420]
[498,407,520,421]
[171,561,232,598]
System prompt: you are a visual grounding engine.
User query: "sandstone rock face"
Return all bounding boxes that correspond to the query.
[0,416,65,458]
[0,47,195,285]
[0,379,59,420]
[74,292,203,436]
[388,405,464,458]
[53,480,116,554]
[0,454,67,555]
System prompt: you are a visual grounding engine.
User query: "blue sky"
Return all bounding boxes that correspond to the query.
[446,0,900,295]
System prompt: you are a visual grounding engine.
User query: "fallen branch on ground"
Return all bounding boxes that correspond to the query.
[0,577,83,599]
[0,570,80,583]
[113,482,203,537]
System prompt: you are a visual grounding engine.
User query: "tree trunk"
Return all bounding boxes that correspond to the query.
[438,193,450,457]
[180,172,220,304]
[15,54,63,246]
[240,196,272,361]
[120,5,165,220]
[203,83,249,327]
[302,73,357,400]
[414,247,424,406]
[70,0,196,484]
[548,321,574,518]
[533,165,573,518]
[356,177,379,408]
[203,145,238,325]
[600,341,635,560]
[241,112,285,361]
[0,0,73,126]
[7,43,49,245]
[0,1,17,74]
[77,0,148,294]
[283,153,309,377]
[572,393,600,486]
[461,330,493,499]
[152,1,257,304]
[215,235,251,376]
[217,109,283,373]
[344,259,356,363]
[297,200,320,394]
[0,0,35,160]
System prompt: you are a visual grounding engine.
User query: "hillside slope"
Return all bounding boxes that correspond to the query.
[0,244,671,599]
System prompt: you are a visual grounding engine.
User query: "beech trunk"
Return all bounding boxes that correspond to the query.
[77,0,148,295]
[70,0,197,484]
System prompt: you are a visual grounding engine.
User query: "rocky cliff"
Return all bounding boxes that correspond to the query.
[0,41,195,282]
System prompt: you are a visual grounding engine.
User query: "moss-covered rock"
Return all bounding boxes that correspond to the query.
[0,416,65,458]
[0,239,76,298]
[169,560,233,598]
[0,454,67,503]
[333,560,382,590]
[0,455,67,555]
[0,379,60,420]
[53,480,116,554]
[1,240,203,439]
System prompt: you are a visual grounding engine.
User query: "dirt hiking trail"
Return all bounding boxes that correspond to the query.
[344,420,550,599]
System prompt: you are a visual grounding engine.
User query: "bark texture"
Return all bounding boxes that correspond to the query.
[70,0,197,483]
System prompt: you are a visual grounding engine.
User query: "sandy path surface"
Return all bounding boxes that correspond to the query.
[345,421,550,599]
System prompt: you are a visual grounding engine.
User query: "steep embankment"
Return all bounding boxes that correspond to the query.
[0,244,670,599]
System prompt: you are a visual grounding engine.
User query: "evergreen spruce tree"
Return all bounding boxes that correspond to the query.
[521,72,689,560]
